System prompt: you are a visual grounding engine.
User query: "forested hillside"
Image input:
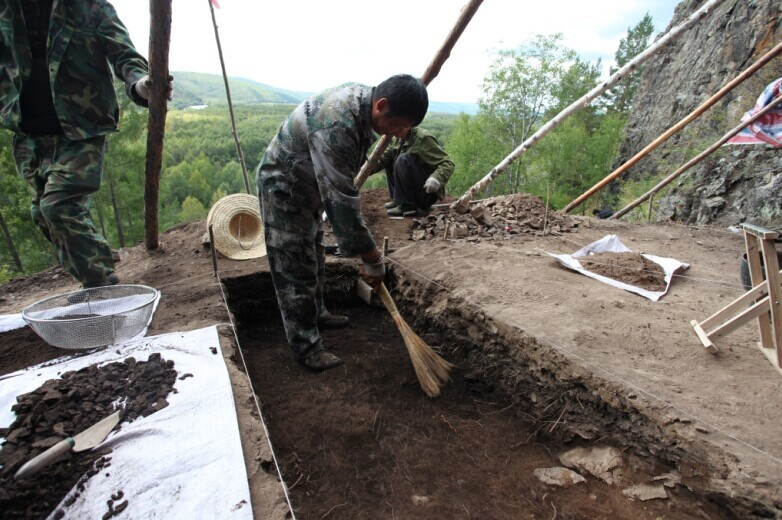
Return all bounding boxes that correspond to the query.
[1,13,658,283]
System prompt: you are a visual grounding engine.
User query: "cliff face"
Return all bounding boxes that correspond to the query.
[619,0,781,228]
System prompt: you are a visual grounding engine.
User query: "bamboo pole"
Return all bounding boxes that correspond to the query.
[612,93,782,220]
[354,0,484,188]
[208,0,251,194]
[144,0,172,250]
[451,0,728,213]
[564,39,782,214]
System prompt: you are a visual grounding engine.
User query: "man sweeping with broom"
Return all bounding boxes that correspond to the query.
[256,74,428,371]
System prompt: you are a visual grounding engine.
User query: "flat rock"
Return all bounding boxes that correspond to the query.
[622,484,668,501]
[559,446,623,485]
[533,467,587,487]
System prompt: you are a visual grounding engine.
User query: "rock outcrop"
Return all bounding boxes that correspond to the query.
[619,0,781,228]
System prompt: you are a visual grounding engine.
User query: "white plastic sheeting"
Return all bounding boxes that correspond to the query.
[0,326,253,519]
[545,234,689,301]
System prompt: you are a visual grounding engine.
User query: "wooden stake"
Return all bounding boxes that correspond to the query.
[144,0,172,250]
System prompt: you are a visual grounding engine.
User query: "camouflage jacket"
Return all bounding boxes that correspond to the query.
[0,0,149,140]
[373,127,454,200]
[258,83,377,257]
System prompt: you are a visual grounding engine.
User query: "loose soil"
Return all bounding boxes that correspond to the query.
[0,354,177,518]
[0,189,780,519]
[580,252,667,292]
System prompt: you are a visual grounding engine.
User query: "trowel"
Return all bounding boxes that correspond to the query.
[15,410,121,480]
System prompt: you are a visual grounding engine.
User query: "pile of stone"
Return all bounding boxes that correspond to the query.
[0,354,178,519]
[410,193,578,242]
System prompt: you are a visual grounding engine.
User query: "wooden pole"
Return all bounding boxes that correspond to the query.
[564,39,782,214]
[354,0,484,189]
[144,0,172,250]
[452,0,728,213]
[208,0,251,194]
[611,92,782,220]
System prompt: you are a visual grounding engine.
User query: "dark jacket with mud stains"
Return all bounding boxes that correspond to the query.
[0,0,149,140]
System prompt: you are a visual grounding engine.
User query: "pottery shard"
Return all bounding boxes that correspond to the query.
[533,467,587,487]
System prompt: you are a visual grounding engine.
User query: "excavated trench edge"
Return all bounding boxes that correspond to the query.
[386,266,778,519]
[224,263,778,518]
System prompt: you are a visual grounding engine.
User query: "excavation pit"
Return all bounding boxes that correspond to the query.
[224,266,737,519]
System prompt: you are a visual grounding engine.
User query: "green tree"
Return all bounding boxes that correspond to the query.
[478,34,576,194]
[180,196,207,222]
[446,113,507,197]
[604,13,654,113]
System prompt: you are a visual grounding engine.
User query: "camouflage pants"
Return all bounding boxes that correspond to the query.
[12,133,114,286]
[257,167,330,360]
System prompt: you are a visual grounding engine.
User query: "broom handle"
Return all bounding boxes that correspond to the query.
[375,282,402,319]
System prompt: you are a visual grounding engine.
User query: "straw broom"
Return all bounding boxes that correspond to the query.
[374,282,454,397]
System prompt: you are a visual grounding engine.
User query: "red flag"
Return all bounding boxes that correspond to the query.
[210,0,220,8]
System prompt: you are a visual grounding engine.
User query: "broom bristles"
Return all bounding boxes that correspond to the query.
[378,283,454,397]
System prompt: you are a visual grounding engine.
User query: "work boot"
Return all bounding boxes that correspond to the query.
[387,204,420,217]
[299,350,343,371]
[318,312,350,330]
[384,200,399,209]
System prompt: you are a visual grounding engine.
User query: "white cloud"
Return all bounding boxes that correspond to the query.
[111,0,679,103]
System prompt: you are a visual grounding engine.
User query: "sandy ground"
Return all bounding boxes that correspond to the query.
[1,189,781,517]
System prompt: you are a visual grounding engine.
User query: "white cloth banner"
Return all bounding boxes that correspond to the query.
[545,234,689,301]
[0,326,253,519]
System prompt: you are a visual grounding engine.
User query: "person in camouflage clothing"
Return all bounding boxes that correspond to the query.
[257,74,428,371]
[0,0,171,288]
[371,126,454,217]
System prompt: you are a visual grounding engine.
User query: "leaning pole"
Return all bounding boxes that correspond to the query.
[353,0,484,189]
[451,0,727,213]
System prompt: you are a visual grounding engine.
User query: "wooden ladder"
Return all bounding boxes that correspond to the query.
[691,223,782,375]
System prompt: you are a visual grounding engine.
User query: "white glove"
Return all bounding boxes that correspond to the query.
[135,76,150,99]
[135,75,174,101]
[361,257,386,286]
[424,177,441,194]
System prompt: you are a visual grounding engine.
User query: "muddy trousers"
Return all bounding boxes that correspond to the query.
[12,133,114,287]
[257,176,330,360]
[386,153,438,210]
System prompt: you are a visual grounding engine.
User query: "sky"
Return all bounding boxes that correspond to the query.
[111,0,682,105]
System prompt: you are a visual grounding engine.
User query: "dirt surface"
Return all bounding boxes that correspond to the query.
[1,189,781,518]
[226,273,723,519]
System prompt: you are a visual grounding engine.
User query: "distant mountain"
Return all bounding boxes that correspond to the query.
[171,72,300,108]
[171,71,477,115]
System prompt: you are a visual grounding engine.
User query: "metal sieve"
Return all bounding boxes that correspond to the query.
[22,285,159,349]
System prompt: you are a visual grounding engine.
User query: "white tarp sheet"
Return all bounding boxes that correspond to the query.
[0,326,253,519]
[545,234,689,301]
